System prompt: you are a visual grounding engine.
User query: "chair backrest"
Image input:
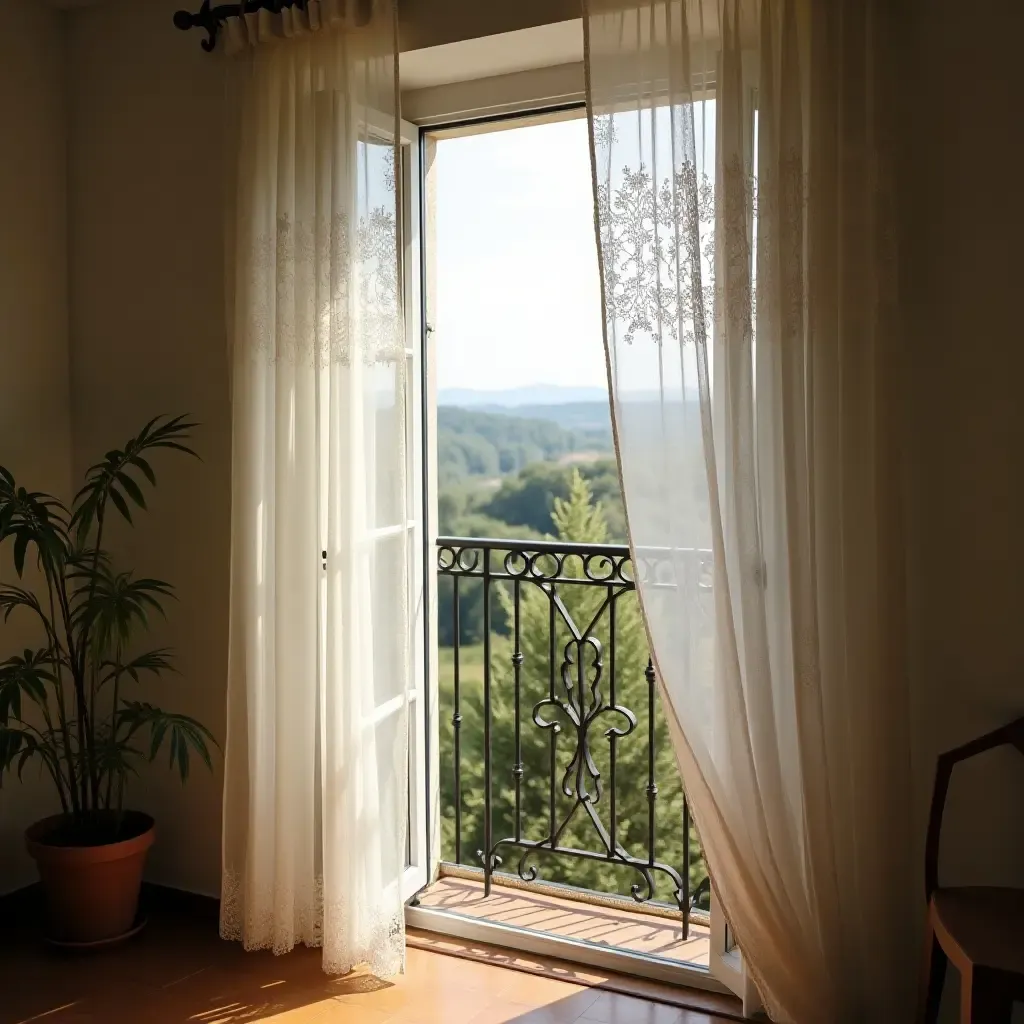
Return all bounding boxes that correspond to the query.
[925,716,1024,899]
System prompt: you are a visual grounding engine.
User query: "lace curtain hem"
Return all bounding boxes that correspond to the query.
[219,868,406,978]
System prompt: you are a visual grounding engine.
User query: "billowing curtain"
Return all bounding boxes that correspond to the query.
[585,1,915,1019]
[221,4,409,978]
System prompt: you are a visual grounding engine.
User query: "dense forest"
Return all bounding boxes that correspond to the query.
[438,404,612,487]
[435,403,707,908]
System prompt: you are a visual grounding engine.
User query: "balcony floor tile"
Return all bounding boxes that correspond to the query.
[416,877,710,969]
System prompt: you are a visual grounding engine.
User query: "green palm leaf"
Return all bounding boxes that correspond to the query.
[99,648,176,688]
[70,414,199,540]
[0,650,54,722]
[117,702,217,783]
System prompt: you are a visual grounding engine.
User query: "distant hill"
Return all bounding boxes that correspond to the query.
[439,385,609,407]
[494,402,611,433]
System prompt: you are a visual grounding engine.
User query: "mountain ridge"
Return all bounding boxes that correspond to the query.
[439,385,608,407]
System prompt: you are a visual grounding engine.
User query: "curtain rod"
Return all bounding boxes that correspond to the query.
[173,0,309,52]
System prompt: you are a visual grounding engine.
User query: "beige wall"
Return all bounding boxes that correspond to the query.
[0,0,72,892]
[67,0,230,896]
[902,0,1024,877]
[397,0,580,51]
[901,2,1024,1018]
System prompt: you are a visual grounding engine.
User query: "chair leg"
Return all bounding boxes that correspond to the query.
[961,969,1013,1024]
[918,927,947,1024]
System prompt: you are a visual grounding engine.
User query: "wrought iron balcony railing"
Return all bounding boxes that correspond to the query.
[436,535,711,940]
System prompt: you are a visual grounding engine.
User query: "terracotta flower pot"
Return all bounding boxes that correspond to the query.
[25,811,155,945]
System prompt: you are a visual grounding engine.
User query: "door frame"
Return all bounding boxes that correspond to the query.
[401,102,731,997]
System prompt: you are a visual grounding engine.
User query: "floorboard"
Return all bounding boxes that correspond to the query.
[0,888,741,1024]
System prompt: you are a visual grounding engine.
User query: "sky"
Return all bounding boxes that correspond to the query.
[432,105,718,398]
[433,116,607,394]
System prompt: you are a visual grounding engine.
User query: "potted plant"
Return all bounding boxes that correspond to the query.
[0,415,216,946]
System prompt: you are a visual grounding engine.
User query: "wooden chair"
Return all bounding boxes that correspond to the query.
[919,717,1024,1023]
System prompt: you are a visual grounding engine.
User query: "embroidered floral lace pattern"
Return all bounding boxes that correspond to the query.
[593,113,618,149]
[594,134,805,353]
[594,153,717,347]
[240,201,401,369]
[220,869,405,978]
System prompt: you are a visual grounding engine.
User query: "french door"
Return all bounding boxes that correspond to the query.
[325,112,429,907]
[396,115,430,903]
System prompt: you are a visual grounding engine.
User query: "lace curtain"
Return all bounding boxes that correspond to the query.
[221,11,408,977]
[585,1,915,1019]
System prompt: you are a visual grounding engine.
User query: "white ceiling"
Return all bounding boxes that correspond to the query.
[399,19,583,91]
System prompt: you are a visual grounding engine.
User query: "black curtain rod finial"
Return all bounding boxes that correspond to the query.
[174,0,220,51]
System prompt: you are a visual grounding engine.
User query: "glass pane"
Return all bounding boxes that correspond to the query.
[374,702,404,887]
[371,530,408,705]
[370,360,407,531]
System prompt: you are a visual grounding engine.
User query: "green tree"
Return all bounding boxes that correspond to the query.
[439,472,706,907]
[479,460,626,540]
[439,432,500,486]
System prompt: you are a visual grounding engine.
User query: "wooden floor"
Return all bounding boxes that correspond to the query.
[0,890,738,1024]
[417,877,710,968]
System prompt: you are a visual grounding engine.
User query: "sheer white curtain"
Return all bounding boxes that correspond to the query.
[221,5,409,978]
[585,1,915,1019]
